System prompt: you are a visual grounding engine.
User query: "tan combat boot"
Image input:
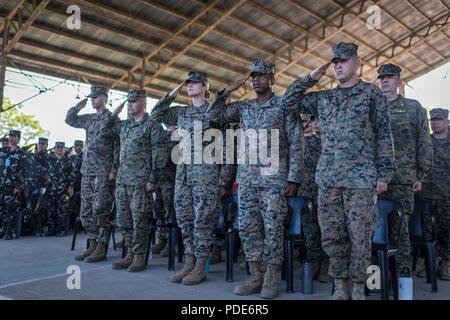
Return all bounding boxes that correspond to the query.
[351,282,366,300]
[112,251,134,270]
[260,264,279,299]
[416,259,426,278]
[182,256,207,285]
[169,255,195,283]
[152,239,167,254]
[84,241,107,263]
[331,278,350,300]
[127,254,146,272]
[75,240,97,261]
[318,259,332,283]
[438,259,450,281]
[234,262,263,296]
[210,245,224,265]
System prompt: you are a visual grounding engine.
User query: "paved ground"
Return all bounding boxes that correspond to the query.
[0,233,449,300]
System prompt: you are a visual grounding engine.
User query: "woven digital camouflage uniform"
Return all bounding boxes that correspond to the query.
[46,154,75,233]
[65,106,120,243]
[25,150,50,195]
[151,95,222,258]
[207,83,305,265]
[297,134,327,261]
[0,147,28,228]
[378,95,432,271]
[283,75,396,282]
[102,112,167,255]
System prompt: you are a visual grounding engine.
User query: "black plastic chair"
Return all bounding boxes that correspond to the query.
[167,207,184,271]
[284,196,312,292]
[17,187,46,238]
[409,196,438,292]
[371,199,403,300]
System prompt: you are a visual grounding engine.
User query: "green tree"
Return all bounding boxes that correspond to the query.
[0,98,49,146]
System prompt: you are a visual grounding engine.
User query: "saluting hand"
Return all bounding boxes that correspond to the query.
[224,77,249,95]
[169,81,186,98]
[310,62,331,81]
[75,98,88,110]
[113,100,126,116]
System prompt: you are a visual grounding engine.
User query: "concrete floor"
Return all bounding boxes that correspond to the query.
[0,233,449,300]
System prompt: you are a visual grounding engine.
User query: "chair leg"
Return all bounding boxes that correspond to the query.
[177,228,184,263]
[225,231,234,282]
[122,243,127,259]
[233,233,239,263]
[145,227,155,266]
[412,246,419,272]
[16,211,24,239]
[389,255,398,300]
[168,227,177,271]
[378,250,389,300]
[112,230,116,251]
[427,242,438,292]
[424,244,431,284]
[71,219,80,251]
[286,239,294,293]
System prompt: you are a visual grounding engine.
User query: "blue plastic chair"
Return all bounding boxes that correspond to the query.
[284,196,312,292]
[409,196,437,292]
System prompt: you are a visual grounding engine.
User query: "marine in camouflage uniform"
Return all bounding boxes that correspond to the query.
[46,142,75,236]
[283,43,396,299]
[297,115,329,282]
[151,71,223,285]
[104,89,167,272]
[420,108,450,280]
[65,85,120,262]
[377,64,433,273]
[0,130,28,240]
[208,60,304,299]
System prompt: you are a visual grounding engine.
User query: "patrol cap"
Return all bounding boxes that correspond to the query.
[74,140,84,146]
[87,85,109,98]
[185,71,208,84]
[331,42,359,62]
[38,137,48,145]
[249,59,275,75]
[127,89,147,102]
[55,142,65,148]
[9,130,21,138]
[377,64,402,78]
[430,108,449,120]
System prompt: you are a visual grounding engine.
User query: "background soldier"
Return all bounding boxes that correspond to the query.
[283,42,396,300]
[46,142,75,236]
[419,108,450,281]
[65,85,120,263]
[1,136,9,150]
[104,89,166,272]
[208,59,303,299]
[377,63,433,274]
[0,130,28,240]
[68,140,84,230]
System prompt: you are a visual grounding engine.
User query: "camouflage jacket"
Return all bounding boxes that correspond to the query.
[69,152,83,192]
[103,113,167,186]
[284,77,396,189]
[207,91,303,188]
[65,107,119,177]
[297,134,321,199]
[46,155,75,194]
[0,147,28,192]
[387,95,432,185]
[151,95,224,186]
[25,151,50,193]
[421,134,450,202]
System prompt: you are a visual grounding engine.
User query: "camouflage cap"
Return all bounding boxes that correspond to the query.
[377,64,402,78]
[74,140,84,146]
[87,85,109,98]
[55,141,65,148]
[38,137,48,144]
[331,42,359,62]
[430,108,449,120]
[9,130,21,138]
[185,71,208,83]
[128,89,147,102]
[249,59,275,75]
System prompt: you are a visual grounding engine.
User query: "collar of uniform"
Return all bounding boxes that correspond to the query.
[96,109,111,120]
[253,93,279,110]
[333,80,364,97]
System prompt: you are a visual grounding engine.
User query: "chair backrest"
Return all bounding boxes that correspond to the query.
[286,196,312,239]
[373,199,402,246]
[409,196,435,240]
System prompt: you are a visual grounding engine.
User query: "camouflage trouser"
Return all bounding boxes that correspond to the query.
[302,196,328,261]
[115,183,152,255]
[318,187,378,283]
[47,191,70,233]
[238,186,287,266]
[379,184,413,271]
[80,175,112,243]
[155,179,174,241]
[174,182,220,258]
[0,187,24,227]
[423,201,450,260]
